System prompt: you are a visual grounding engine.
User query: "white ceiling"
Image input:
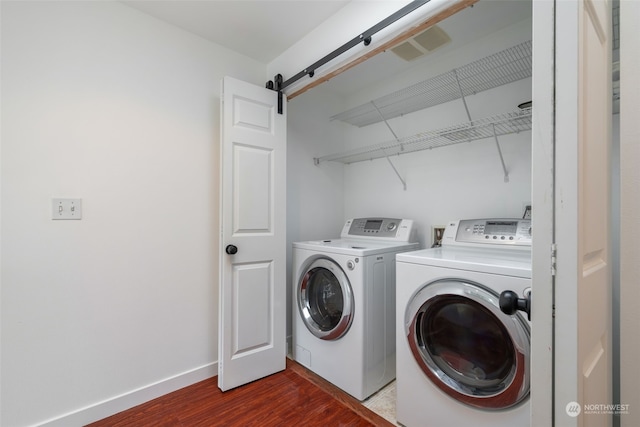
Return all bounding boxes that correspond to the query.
[121,0,351,63]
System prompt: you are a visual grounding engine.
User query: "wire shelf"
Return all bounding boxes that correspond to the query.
[316,108,532,165]
[330,40,532,127]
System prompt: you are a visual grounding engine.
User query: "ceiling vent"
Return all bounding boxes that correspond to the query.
[391,25,451,61]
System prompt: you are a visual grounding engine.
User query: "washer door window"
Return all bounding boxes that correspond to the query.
[298,258,354,340]
[406,280,530,410]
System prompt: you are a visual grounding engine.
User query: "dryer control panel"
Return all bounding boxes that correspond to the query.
[341,218,416,242]
[442,219,532,247]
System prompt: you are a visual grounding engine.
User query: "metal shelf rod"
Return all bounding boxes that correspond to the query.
[492,123,510,183]
[371,101,407,190]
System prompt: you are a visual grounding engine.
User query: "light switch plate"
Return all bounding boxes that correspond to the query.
[52,198,82,220]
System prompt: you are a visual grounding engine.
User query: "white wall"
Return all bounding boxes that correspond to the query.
[287,89,349,243]
[0,2,265,426]
[285,89,347,344]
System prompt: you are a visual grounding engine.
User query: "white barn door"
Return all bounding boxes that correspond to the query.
[554,0,612,426]
[218,76,287,391]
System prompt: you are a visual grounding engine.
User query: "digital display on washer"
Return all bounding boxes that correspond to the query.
[484,220,518,235]
[364,219,383,231]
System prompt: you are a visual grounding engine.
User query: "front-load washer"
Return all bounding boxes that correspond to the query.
[396,218,532,427]
[293,218,419,401]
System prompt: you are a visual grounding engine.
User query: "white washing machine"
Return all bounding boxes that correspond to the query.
[292,218,419,401]
[396,219,532,427]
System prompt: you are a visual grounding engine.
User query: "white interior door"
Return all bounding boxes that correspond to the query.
[529,1,556,426]
[218,76,286,391]
[554,0,612,426]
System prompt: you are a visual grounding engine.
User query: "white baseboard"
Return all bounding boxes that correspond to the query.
[36,362,218,427]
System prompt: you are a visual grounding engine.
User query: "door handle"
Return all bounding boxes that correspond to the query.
[499,289,531,321]
[225,244,238,255]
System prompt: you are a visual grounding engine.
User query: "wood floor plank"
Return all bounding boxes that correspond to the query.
[87,359,394,426]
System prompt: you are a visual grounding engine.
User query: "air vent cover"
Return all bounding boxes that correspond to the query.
[391,42,425,61]
[391,25,451,61]
[414,26,451,51]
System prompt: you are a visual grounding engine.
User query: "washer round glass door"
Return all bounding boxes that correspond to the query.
[405,279,530,410]
[298,257,354,340]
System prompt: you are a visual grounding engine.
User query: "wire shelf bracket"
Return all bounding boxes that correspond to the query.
[492,124,510,183]
[371,101,407,190]
[452,67,509,182]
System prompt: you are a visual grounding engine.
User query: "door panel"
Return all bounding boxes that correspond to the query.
[234,144,272,233]
[577,2,611,426]
[554,0,612,425]
[219,76,286,391]
[233,96,274,132]
[233,262,273,354]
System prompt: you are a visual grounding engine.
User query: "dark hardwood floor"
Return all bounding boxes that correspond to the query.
[87,359,394,427]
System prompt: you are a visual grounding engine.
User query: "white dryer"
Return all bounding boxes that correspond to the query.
[292,218,419,401]
[396,219,532,427]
